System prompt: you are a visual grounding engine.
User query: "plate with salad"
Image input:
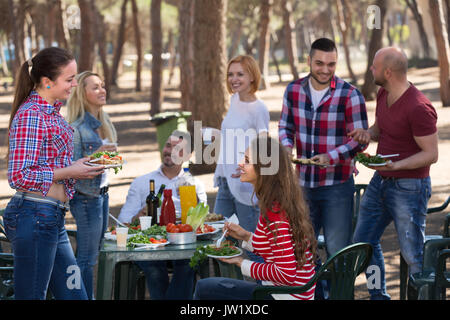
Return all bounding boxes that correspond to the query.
[127,234,170,249]
[204,244,243,259]
[355,153,392,167]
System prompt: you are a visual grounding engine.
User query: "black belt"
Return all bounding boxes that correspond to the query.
[100,186,109,195]
[380,175,397,181]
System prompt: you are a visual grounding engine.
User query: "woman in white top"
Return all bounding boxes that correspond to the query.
[66,71,118,299]
[214,55,270,237]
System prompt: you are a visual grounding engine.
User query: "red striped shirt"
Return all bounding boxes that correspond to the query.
[248,208,316,300]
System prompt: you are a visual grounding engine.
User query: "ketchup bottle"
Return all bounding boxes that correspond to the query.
[160,189,176,226]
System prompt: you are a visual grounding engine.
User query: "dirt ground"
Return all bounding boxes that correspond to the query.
[0,66,449,300]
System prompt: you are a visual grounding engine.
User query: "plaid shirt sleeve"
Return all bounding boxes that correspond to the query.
[327,88,368,165]
[278,85,296,149]
[8,109,54,195]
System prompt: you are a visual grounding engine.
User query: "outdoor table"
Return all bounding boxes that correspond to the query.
[96,236,218,300]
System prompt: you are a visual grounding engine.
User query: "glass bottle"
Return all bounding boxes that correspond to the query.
[160,189,176,226]
[146,180,159,225]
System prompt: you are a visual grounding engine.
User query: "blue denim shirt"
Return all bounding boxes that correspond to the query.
[71,112,104,196]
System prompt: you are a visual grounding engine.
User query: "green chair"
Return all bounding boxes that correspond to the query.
[400,196,450,300]
[252,242,373,300]
[0,209,14,300]
[317,184,367,250]
[407,237,450,300]
[435,249,450,299]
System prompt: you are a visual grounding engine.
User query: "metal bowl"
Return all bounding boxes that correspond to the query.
[167,231,196,244]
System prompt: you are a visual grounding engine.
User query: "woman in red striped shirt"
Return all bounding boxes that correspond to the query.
[194,134,317,300]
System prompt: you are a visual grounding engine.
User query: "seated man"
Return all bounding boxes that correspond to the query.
[118,130,207,299]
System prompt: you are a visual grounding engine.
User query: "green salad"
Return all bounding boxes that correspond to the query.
[355,153,385,166]
[141,225,167,238]
[127,234,151,248]
[189,244,241,269]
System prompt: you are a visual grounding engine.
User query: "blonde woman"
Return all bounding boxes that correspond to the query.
[66,71,118,299]
[213,55,270,239]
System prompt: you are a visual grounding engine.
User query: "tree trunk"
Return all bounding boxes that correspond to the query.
[270,31,283,82]
[45,0,56,48]
[361,0,387,100]
[130,0,143,92]
[281,0,299,80]
[165,29,176,86]
[429,0,450,106]
[228,20,243,59]
[335,0,357,84]
[8,0,22,81]
[258,0,272,90]
[0,36,9,76]
[91,0,111,98]
[55,0,69,49]
[178,0,195,112]
[444,0,450,44]
[405,0,431,57]
[192,0,228,129]
[150,0,163,116]
[111,0,129,87]
[78,0,95,72]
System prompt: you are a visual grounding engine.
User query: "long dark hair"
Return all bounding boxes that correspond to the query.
[7,47,74,160]
[250,133,317,267]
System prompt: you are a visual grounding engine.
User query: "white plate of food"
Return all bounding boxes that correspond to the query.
[204,245,243,259]
[131,241,170,249]
[104,232,134,241]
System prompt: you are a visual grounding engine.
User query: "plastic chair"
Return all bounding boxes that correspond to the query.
[399,196,450,300]
[252,242,373,300]
[407,238,450,299]
[0,209,14,300]
[435,249,450,299]
[317,184,367,249]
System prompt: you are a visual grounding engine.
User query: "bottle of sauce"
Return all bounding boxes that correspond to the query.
[160,189,176,226]
[146,180,159,225]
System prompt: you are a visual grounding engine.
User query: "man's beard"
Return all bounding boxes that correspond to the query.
[374,77,386,87]
[310,71,333,85]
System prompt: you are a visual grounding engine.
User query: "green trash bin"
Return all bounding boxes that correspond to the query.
[150,111,192,158]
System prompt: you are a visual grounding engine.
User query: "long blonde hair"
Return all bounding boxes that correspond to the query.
[66,71,117,143]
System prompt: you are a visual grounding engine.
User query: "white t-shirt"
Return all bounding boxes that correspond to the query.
[309,78,329,109]
[214,93,270,206]
[118,166,207,223]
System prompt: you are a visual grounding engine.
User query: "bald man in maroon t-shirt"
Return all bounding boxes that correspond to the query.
[348,47,438,300]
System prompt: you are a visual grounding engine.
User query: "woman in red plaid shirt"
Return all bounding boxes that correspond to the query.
[194,134,317,300]
[4,47,103,299]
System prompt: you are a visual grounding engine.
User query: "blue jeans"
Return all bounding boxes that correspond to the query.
[303,177,354,300]
[69,191,109,300]
[353,172,431,300]
[303,177,354,257]
[214,177,263,264]
[136,260,195,300]
[194,277,259,300]
[3,196,88,300]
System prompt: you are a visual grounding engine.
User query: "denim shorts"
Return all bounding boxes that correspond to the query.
[3,196,87,300]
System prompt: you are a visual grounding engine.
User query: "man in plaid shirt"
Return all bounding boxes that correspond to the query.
[279,38,368,297]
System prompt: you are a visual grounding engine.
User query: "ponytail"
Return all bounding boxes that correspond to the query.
[8,60,35,130]
[6,47,75,162]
